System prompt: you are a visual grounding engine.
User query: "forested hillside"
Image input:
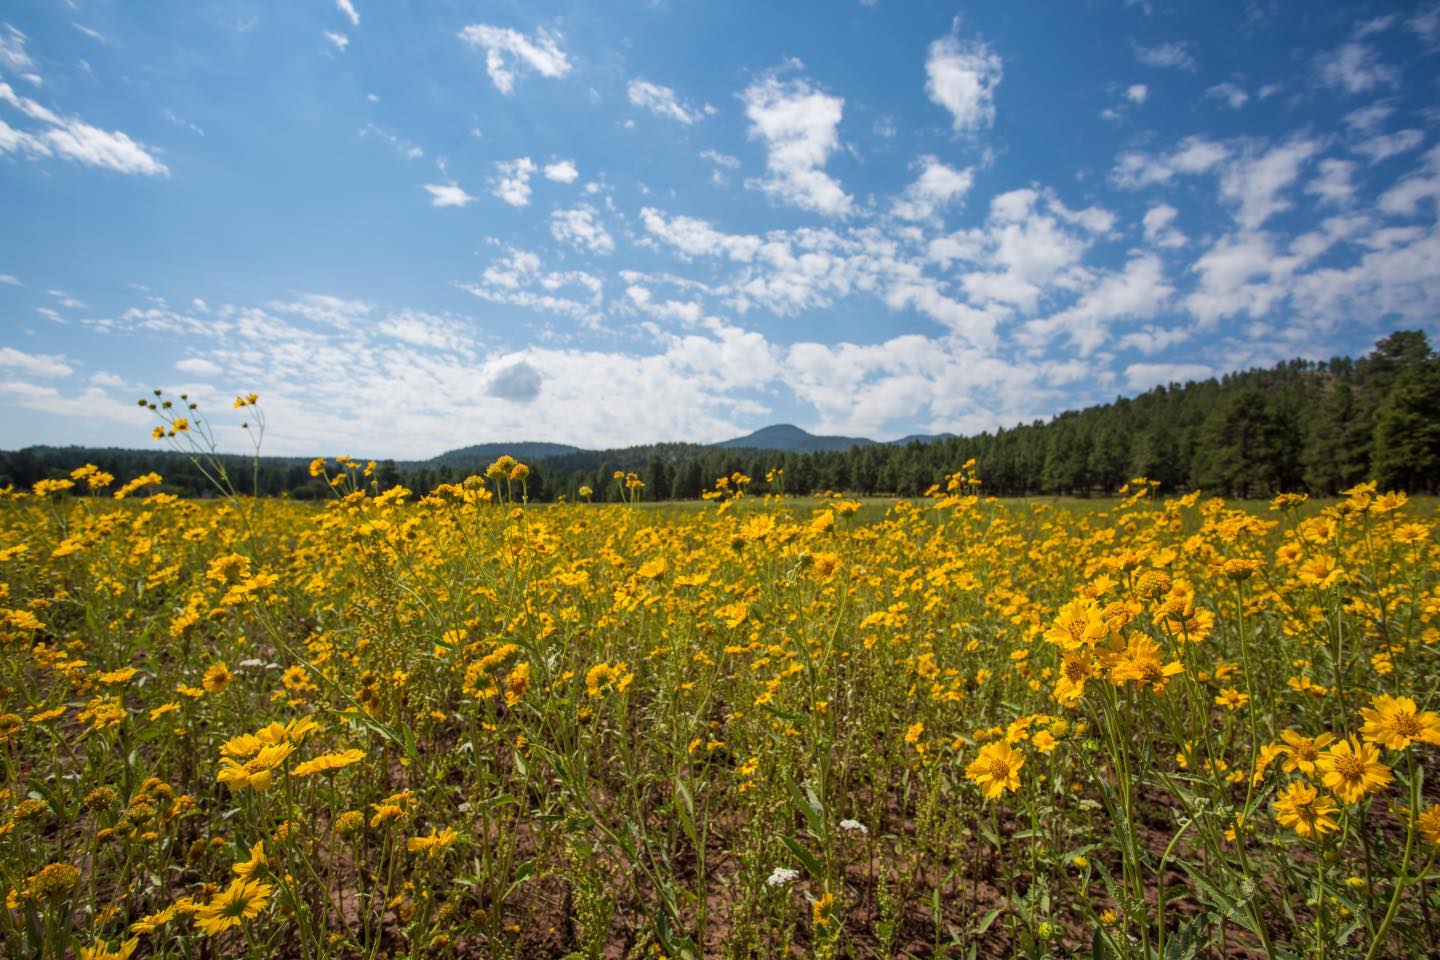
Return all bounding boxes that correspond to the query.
[3,330,1437,500]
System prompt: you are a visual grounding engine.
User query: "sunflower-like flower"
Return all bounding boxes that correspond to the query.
[216,742,294,792]
[193,878,272,937]
[407,826,459,858]
[965,742,1024,799]
[1279,730,1335,775]
[1359,694,1440,751]
[292,749,365,779]
[1316,737,1392,804]
[1273,781,1339,838]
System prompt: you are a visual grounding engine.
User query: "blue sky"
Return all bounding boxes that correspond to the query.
[1,1,1438,457]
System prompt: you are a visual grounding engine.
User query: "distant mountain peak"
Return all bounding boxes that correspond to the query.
[714,424,874,453]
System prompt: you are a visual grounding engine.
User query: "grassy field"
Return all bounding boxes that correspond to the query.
[2,457,1438,959]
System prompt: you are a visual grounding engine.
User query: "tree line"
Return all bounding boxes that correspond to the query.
[3,330,1438,501]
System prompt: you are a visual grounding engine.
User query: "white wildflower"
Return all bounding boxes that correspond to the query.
[766,866,800,888]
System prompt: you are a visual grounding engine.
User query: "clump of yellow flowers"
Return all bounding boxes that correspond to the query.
[0,397,1437,959]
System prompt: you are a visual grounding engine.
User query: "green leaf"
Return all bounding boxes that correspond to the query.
[674,779,700,850]
[1178,862,1257,934]
[786,779,823,836]
[779,834,822,879]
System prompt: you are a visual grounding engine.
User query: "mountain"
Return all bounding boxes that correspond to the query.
[428,441,581,468]
[714,423,874,453]
[887,433,957,446]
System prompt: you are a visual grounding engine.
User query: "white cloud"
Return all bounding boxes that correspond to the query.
[950,189,1097,315]
[1185,232,1288,326]
[1344,102,1394,133]
[359,123,422,160]
[0,24,34,75]
[640,207,761,262]
[0,346,72,378]
[175,357,221,376]
[1125,362,1212,391]
[1378,144,1440,216]
[1220,138,1319,230]
[1318,42,1400,94]
[893,155,973,221]
[1142,204,1187,247]
[550,204,615,255]
[457,24,571,95]
[0,273,19,285]
[1112,136,1228,188]
[377,309,474,353]
[627,79,706,124]
[742,72,851,216]
[487,360,543,401]
[0,82,169,176]
[336,0,360,27]
[423,182,475,207]
[268,293,373,329]
[1412,6,1440,45]
[1125,84,1149,104]
[72,24,107,44]
[700,149,739,169]
[458,247,604,326]
[1351,129,1424,164]
[1206,82,1248,109]
[1021,254,1174,355]
[924,28,1003,132]
[493,156,537,206]
[1116,325,1193,355]
[324,31,349,51]
[1134,41,1196,71]
[543,159,578,183]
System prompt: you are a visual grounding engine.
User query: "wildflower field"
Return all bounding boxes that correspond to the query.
[3,402,1439,960]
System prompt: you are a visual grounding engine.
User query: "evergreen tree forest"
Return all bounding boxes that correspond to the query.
[4,331,1438,501]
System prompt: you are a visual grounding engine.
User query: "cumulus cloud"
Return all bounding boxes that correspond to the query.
[1125,362,1212,391]
[1111,136,1228,188]
[742,71,851,216]
[0,24,36,78]
[627,79,708,124]
[458,247,605,326]
[0,346,72,378]
[493,156,537,206]
[0,81,169,176]
[892,156,973,221]
[1021,254,1174,355]
[543,159,578,183]
[1351,129,1424,164]
[924,28,1003,132]
[378,309,475,353]
[1134,41,1196,71]
[423,182,475,207]
[1306,158,1357,206]
[1317,42,1400,94]
[336,0,360,27]
[458,24,571,94]
[487,360,543,402]
[550,204,615,255]
[1142,204,1187,247]
[640,207,761,261]
[175,357,221,376]
[1206,82,1248,108]
[1220,138,1319,230]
